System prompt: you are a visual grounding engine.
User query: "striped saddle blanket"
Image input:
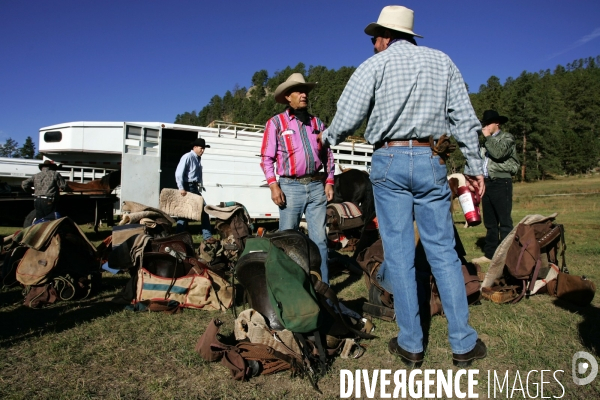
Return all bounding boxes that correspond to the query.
[326,202,364,232]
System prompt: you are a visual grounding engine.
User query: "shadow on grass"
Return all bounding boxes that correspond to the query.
[342,296,368,317]
[475,236,486,252]
[553,300,600,356]
[329,251,363,275]
[0,276,131,348]
[330,271,362,295]
[0,286,25,307]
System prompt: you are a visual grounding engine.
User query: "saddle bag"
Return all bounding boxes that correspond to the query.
[504,219,567,302]
[16,235,61,286]
[204,202,253,265]
[13,218,100,307]
[546,272,596,307]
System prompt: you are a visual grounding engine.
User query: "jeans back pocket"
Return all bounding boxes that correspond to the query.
[370,153,394,183]
[430,155,448,186]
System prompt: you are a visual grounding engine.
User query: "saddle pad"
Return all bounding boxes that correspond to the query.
[204,204,244,220]
[136,268,211,309]
[329,202,362,219]
[112,224,145,247]
[136,268,232,310]
[160,188,204,221]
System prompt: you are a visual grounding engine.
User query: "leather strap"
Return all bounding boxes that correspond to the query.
[374,139,431,150]
[362,302,396,321]
[312,280,377,339]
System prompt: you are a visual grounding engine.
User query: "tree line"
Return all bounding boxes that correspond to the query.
[176,56,600,180]
[175,63,361,133]
[0,136,38,159]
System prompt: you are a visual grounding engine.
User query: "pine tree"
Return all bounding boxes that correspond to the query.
[17,136,36,159]
[0,138,19,158]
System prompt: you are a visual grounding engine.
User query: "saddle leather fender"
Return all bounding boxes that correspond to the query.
[236,251,283,330]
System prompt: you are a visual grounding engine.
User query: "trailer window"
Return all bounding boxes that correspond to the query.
[44,131,62,142]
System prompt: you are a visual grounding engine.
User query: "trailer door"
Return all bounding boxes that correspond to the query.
[121,124,162,208]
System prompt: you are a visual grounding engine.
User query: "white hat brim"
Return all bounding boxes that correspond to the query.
[364,22,423,38]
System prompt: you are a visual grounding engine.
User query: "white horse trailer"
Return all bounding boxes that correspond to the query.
[39,121,374,219]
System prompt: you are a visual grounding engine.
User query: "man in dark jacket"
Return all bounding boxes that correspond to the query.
[473,110,520,264]
[22,160,67,221]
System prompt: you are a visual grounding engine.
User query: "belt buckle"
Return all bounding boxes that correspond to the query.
[299,176,312,184]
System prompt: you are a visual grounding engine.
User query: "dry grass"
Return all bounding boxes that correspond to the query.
[1,176,599,399]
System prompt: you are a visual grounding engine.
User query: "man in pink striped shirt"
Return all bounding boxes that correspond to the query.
[260,73,335,283]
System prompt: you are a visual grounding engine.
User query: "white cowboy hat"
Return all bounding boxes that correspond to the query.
[364,5,423,38]
[273,73,317,104]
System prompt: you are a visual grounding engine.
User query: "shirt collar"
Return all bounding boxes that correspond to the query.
[286,107,313,123]
[285,108,296,120]
[388,38,415,47]
[492,130,501,137]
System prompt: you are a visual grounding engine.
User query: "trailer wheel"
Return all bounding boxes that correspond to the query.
[23,210,35,228]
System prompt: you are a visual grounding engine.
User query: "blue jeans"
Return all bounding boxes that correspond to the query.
[175,183,212,240]
[371,145,477,355]
[278,178,329,284]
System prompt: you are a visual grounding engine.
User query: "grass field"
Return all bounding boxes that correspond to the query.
[1,176,599,399]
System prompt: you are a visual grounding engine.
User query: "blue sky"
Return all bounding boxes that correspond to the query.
[1,0,599,149]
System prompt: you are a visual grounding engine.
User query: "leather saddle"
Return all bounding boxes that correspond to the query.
[143,252,188,279]
[143,252,207,279]
[235,229,321,331]
[150,232,195,257]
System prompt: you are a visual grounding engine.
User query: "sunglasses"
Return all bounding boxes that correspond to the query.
[371,37,378,45]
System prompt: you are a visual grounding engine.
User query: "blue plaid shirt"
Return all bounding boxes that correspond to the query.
[322,40,483,176]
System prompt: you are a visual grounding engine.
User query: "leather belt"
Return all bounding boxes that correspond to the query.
[280,174,321,185]
[374,139,431,150]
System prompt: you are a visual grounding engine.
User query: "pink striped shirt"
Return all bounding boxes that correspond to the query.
[260,109,335,186]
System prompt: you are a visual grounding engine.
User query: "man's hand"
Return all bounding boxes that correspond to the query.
[180,190,187,196]
[325,183,334,201]
[465,175,485,197]
[269,183,286,207]
[481,124,496,137]
[317,131,330,149]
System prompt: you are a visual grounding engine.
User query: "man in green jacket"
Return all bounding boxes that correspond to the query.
[473,110,520,264]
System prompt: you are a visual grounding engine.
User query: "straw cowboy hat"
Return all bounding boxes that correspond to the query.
[38,160,58,170]
[481,110,509,126]
[364,5,423,38]
[274,73,317,104]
